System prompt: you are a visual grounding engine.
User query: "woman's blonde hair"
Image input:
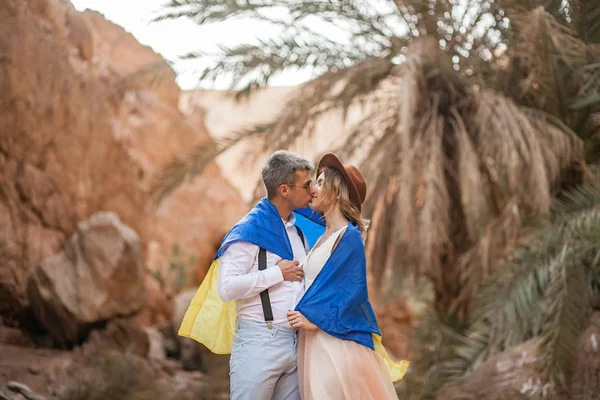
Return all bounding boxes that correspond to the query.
[319,167,369,236]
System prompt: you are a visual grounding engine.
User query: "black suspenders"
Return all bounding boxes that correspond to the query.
[258,226,306,328]
[257,247,273,325]
[295,226,305,250]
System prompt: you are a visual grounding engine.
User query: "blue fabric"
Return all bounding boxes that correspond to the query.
[293,207,326,227]
[295,222,380,350]
[215,198,295,260]
[292,208,326,248]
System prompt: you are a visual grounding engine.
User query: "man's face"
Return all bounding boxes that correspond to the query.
[285,169,316,209]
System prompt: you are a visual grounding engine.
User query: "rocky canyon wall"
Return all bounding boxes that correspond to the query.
[0,0,247,327]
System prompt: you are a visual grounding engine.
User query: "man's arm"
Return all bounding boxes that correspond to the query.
[218,241,283,302]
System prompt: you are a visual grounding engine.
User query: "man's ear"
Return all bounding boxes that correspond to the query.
[279,184,289,199]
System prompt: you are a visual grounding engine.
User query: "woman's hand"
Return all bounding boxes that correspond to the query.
[287,310,318,331]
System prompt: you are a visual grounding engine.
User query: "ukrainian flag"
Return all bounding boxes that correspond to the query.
[178,198,297,354]
[294,221,409,381]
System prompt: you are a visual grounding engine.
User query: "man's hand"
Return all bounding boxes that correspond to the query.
[277,259,303,282]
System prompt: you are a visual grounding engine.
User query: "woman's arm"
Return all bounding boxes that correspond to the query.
[287,310,318,331]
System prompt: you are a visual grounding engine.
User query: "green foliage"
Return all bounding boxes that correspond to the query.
[439,184,600,393]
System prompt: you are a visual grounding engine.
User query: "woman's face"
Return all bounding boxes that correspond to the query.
[310,171,329,212]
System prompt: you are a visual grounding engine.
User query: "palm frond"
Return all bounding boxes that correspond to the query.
[154,0,401,92]
[440,246,549,383]
[439,185,600,393]
[552,183,600,214]
[569,50,600,149]
[569,0,600,44]
[155,0,401,38]
[451,200,522,319]
[153,0,281,24]
[350,39,581,317]
[154,0,513,93]
[181,31,387,95]
[570,62,600,137]
[499,7,587,120]
[248,56,395,150]
[537,245,590,391]
[495,4,600,158]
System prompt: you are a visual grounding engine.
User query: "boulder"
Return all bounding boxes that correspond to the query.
[27,212,145,345]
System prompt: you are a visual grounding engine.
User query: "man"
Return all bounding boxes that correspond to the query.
[178,150,315,400]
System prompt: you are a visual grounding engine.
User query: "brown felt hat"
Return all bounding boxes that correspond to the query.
[317,152,367,212]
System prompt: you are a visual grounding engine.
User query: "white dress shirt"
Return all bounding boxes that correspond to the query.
[218,214,307,327]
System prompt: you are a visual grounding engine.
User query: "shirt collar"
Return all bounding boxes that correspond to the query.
[282,213,296,227]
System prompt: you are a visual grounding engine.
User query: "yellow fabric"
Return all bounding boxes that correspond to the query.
[373,334,410,382]
[178,259,236,354]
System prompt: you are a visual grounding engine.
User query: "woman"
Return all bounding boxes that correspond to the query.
[287,153,408,400]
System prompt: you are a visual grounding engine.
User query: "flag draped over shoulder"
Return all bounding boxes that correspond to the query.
[178,198,297,354]
[292,206,326,247]
[295,222,410,381]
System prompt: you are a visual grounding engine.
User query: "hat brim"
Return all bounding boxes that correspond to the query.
[317,153,362,212]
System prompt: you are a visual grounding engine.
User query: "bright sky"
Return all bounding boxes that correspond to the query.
[71,0,314,89]
[70,1,492,90]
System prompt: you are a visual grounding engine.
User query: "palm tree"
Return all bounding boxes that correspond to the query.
[436,184,600,397]
[423,4,600,396]
[153,1,594,323]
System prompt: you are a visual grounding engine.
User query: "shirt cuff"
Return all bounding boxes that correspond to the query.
[263,264,284,287]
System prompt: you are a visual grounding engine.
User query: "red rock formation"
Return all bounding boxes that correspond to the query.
[0,0,247,324]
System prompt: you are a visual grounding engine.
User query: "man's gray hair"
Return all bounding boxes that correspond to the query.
[261,150,314,199]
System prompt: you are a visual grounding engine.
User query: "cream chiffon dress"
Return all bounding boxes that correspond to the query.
[297,227,398,400]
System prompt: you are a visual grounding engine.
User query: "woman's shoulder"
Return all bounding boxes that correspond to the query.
[341,222,364,249]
